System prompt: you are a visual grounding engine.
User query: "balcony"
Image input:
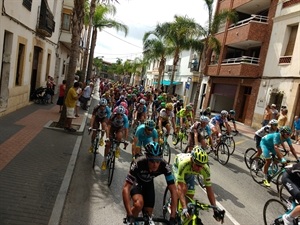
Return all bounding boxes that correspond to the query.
[233,0,271,14]
[279,56,292,64]
[188,61,200,73]
[207,56,260,78]
[226,15,268,49]
[36,0,55,37]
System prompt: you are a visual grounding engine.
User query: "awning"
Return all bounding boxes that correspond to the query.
[153,80,182,86]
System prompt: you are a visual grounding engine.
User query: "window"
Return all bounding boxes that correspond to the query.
[284,25,298,56]
[62,13,71,31]
[22,0,32,11]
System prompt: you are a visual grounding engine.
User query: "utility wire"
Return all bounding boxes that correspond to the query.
[102,30,143,49]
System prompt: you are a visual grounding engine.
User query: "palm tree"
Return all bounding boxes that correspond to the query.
[56,0,86,127]
[86,4,128,82]
[193,0,237,112]
[158,15,205,95]
[143,26,170,90]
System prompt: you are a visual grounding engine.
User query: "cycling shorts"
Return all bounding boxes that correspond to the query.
[130,181,155,208]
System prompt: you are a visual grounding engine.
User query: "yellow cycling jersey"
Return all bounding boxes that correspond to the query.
[176,108,193,118]
[173,153,211,187]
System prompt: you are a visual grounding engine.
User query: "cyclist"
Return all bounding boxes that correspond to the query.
[89,98,111,152]
[281,162,300,225]
[200,107,211,118]
[220,110,238,133]
[175,104,194,134]
[122,141,177,225]
[209,110,231,140]
[173,146,224,222]
[102,105,129,170]
[186,116,211,152]
[260,126,298,187]
[132,98,147,126]
[131,120,158,160]
[158,102,176,138]
[251,119,279,166]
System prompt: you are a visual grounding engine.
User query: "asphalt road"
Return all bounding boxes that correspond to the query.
[59,117,280,225]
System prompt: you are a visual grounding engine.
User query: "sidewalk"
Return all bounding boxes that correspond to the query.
[0,102,88,225]
[235,122,300,156]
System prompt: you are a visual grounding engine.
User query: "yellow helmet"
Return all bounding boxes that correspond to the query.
[166,103,173,111]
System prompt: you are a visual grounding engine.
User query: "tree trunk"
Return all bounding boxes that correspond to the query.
[57,0,85,127]
[156,57,166,90]
[168,51,179,95]
[82,0,96,82]
[86,26,97,82]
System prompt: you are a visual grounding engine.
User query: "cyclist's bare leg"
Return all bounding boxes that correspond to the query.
[131,194,144,217]
[253,147,262,159]
[143,207,154,217]
[263,158,272,179]
[165,124,171,136]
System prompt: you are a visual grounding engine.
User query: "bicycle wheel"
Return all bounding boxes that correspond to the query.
[92,138,99,169]
[226,136,236,155]
[275,170,284,193]
[182,132,188,145]
[196,175,206,188]
[162,187,171,220]
[172,133,179,146]
[263,198,287,225]
[244,148,257,169]
[279,184,293,206]
[250,158,265,184]
[107,151,116,187]
[162,143,171,164]
[216,143,230,165]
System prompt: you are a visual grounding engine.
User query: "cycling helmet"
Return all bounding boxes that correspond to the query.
[186,105,193,111]
[115,105,125,114]
[280,126,292,135]
[269,119,278,125]
[200,116,210,123]
[145,120,156,130]
[221,110,228,116]
[140,99,146,105]
[229,110,235,115]
[166,103,174,111]
[99,98,107,106]
[179,99,184,103]
[120,95,125,100]
[157,96,164,101]
[191,146,208,165]
[144,141,162,157]
[120,101,128,109]
[161,102,166,108]
[127,94,132,98]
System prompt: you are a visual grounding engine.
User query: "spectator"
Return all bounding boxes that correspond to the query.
[64,82,82,132]
[293,116,300,145]
[47,76,56,104]
[56,79,66,113]
[271,104,279,119]
[262,105,272,126]
[75,82,83,117]
[81,82,94,110]
[278,107,288,128]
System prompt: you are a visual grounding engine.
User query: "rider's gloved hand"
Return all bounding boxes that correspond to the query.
[126,215,134,225]
[181,208,189,218]
[169,217,176,225]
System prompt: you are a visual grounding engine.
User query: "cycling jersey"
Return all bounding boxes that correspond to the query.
[135,103,147,113]
[176,108,193,118]
[190,121,211,136]
[255,125,278,137]
[210,115,227,125]
[93,105,111,119]
[260,133,292,158]
[159,108,175,122]
[135,124,158,147]
[125,156,175,185]
[110,113,129,128]
[173,153,211,187]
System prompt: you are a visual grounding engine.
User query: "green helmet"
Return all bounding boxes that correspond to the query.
[280,126,292,135]
[158,96,163,101]
[191,146,208,164]
[161,102,166,108]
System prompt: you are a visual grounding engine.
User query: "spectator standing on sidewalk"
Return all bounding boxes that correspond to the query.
[293,116,300,145]
[262,105,272,126]
[56,79,66,113]
[64,82,82,132]
[75,82,83,117]
[278,107,288,128]
[81,82,94,110]
[271,104,279,119]
[47,76,56,104]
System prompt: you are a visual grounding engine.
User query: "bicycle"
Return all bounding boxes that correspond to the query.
[263,197,299,225]
[172,127,189,152]
[205,134,230,165]
[250,154,297,191]
[88,128,105,169]
[106,138,128,187]
[123,214,170,225]
[162,187,225,225]
[159,129,171,164]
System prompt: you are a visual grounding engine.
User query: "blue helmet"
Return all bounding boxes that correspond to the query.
[99,98,107,106]
[145,120,156,129]
[144,141,162,157]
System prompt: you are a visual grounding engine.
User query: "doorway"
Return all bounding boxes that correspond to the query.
[30,46,43,100]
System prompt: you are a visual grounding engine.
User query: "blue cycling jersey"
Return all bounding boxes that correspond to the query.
[135,124,158,146]
[261,132,292,150]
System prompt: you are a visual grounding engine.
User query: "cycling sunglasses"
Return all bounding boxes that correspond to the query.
[148,157,163,163]
[146,128,153,131]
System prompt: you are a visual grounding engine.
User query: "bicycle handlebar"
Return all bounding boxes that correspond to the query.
[111,139,129,149]
[88,127,105,135]
[123,216,170,225]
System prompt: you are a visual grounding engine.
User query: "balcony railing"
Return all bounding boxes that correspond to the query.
[222,56,260,65]
[229,14,268,29]
[36,0,55,37]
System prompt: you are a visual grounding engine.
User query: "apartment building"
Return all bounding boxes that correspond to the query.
[253,0,300,128]
[0,0,84,117]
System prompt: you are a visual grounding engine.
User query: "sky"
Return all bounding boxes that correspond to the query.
[94,0,212,63]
